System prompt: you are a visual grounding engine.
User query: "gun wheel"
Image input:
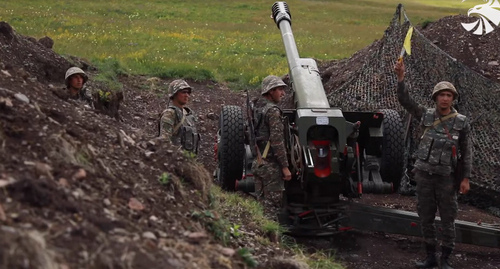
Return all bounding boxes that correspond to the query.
[379,109,405,191]
[217,105,245,191]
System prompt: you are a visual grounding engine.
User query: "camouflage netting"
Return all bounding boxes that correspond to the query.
[325,6,500,200]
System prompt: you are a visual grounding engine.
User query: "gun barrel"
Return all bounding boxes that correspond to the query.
[271,1,330,109]
[271,2,299,69]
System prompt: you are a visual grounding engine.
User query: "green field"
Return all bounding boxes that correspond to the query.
[0,0,478,89]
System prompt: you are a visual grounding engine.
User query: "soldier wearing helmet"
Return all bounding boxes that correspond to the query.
[251,75,292,204]
[395,60,472,269]
[64,67,94,108]
[158,79,200,154]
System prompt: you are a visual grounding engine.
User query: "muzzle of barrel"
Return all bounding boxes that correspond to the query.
[272,2,291,28]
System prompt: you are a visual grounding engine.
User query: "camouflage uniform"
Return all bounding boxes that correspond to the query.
[397,80,472,251]
[70,86,94,107]
[159,105,199,153]
[251,75,289,194]
[52,86,94,108]
[158,79,200,154]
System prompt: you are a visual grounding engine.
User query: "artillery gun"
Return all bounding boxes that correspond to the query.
[214,1,404,236]
[214,2,500,245]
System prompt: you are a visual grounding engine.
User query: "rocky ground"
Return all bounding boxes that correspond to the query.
[1,13,500,269]
[0,21,295,269]
[419,15,500,83]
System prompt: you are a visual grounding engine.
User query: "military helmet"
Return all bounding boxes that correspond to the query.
[168,79,192,99]
[261,75,287,95]
[65,67,88,86]
[432,81,458,101]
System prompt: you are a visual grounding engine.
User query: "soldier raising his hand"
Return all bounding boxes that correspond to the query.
[395,60,472,269]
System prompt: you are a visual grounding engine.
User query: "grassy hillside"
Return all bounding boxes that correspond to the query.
[0,0,477,88]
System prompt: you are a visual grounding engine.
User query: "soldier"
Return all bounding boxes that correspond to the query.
[251,75,292,203]
[64,67,94,108]
[394,60,472,269]
[159,79,200,154]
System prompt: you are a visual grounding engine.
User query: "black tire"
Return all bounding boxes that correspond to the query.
[218,105,245,191]
[379,109,405,190]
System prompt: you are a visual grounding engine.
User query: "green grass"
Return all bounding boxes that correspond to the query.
[209,185,345,268]
[281,235,345,269]
[0,0,478,89]
[190,209,232,245]
[297,249,344,269]
[92,58,126,91]
[411,0,478,8]
[209,185,284,235]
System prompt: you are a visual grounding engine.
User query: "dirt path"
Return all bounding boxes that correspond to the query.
[297,230,500,269]
[259,192,500,269]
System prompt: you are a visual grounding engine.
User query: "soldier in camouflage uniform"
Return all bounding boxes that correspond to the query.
[64,67,94,108]
[395,60,472,269]
[158,79,200,154]
[251,75,292,203]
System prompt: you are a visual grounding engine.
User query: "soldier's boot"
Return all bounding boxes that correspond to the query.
[439,246,453,269]
[415,243,438,268]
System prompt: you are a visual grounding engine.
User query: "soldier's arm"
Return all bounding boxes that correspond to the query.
[160,109,176,143]
[267,107,289,168]
[459,118,473,178]
[397,80,425,120]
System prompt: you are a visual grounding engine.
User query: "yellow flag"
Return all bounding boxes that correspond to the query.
[403,26,413,56]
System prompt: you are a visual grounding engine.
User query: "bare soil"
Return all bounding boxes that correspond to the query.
[419,15,500,83]
[1,13,499,269]
[0,21,290,269]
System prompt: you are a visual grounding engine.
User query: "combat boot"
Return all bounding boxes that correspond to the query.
[415,243,438,268]
[439,246,453,269]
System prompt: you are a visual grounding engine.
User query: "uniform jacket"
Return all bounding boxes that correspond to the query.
[397,80,472,178]
[253,98,289,169]
[159,105,200,153]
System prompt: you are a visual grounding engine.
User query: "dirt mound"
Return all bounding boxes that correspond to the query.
[0,22,292,269]
[116,75,247,174]
[420,15,500,83]
[0,227,60,269]
[0,73,230,269]
[0,21,73,83]
[319,14,499,87]
[319,41,381,98]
